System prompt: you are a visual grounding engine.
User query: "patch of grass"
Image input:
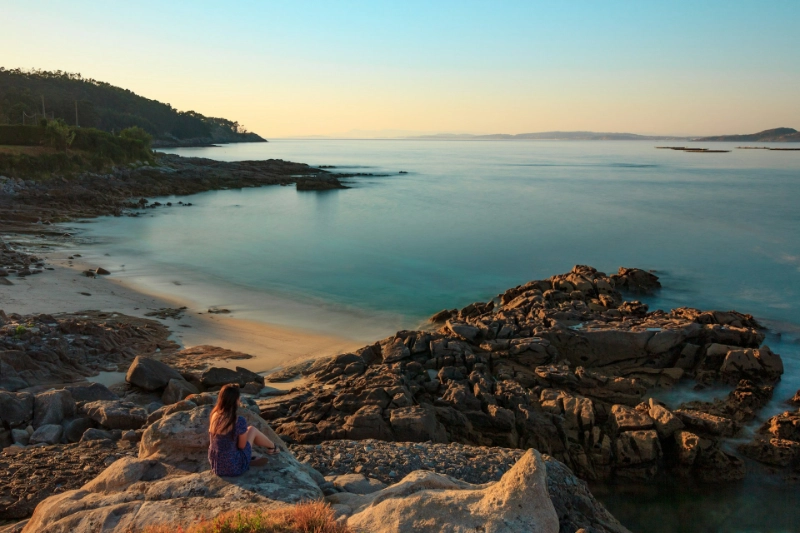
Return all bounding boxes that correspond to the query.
[0,145,56,156]
[140,502,352,533]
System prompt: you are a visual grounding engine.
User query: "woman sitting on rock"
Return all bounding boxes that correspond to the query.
[208,383,279,476]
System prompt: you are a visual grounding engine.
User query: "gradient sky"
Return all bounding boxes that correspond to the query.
[4,1,799,138]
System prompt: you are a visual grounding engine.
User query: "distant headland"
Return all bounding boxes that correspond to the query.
[0,68,266,147]
[693,127,800,142]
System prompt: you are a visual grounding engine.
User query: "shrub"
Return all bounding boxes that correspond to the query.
[120,126,153,150]
[45,119,76,152]
[140,502,351,533]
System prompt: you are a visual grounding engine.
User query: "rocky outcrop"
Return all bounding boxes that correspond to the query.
[0,439,136,521]
[739,407,800,475]
[339,449,559,533]
[19,405,321,533]
[0,153,348,228]
[0,311,176,391]
[261,266,780,485]
[292,439,629,533]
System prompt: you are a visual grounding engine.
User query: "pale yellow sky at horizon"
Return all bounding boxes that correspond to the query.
[3,1,799,138]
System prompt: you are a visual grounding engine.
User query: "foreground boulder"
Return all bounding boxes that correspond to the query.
[21,406,321,533]
[293,439,630,533]
[338,449,559,533]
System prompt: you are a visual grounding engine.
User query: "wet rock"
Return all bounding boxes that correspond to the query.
[739,437,800,469]
[759,409,800,442]
[609,405,654,434]
[610,267,661,294]
[614,430,660,473]
[719,346,783,384]
[647,401,684,438]
[675,409,736,437]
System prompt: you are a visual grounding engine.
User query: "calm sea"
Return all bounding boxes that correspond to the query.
[72,140,800,532]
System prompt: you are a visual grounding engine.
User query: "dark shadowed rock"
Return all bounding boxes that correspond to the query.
[80,428,115,442]
[197,366,264,388]
[30,424,63,445]
[33,390,76,428]
[83,400,147,430]
[390,406,447,443]
[343,405,394,441]
[64,417,97,443]
[161,378,199,405]
[64,383,119,402]
[0,391,34,428]
[125,356,183,391]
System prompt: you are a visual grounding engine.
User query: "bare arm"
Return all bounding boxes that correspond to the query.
[238,431,248,450]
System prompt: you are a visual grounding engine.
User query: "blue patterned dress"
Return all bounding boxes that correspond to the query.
[208,415,251,476]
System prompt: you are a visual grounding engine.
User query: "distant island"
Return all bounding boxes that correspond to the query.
[0,68,266,147]
[693,127,800,142]
[407,131,687,141]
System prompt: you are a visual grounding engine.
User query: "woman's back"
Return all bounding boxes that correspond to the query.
[209,414,251,476]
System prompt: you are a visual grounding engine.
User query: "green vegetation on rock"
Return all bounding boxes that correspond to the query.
[0,123,154,178]
[0,68,265,145]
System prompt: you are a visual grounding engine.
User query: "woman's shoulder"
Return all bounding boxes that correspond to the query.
[236,415,248,431]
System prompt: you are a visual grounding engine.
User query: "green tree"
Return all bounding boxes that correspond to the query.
[45,118,75,152]
[120,126,153,150]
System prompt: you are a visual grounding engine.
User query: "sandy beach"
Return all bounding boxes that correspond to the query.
[0,243,362,375]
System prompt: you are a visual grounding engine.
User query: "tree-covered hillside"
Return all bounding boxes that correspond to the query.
[0,68,265,145]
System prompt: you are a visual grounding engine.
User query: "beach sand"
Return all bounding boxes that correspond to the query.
[0,246,363,374]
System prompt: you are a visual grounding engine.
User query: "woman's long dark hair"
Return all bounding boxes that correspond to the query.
[210,384,240,436]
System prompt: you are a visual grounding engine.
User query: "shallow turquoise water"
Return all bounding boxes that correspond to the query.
[73,139,800,532]
[89,140,800,327]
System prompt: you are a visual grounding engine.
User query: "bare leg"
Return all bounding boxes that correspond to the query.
[245,426,277,451]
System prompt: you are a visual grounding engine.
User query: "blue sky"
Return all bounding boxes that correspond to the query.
[3,1,799,137]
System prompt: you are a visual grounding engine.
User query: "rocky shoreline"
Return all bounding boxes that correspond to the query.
[0,152,351,230]
[258,265,796,487]
[1,154,798,531]
[0,265,797,531]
